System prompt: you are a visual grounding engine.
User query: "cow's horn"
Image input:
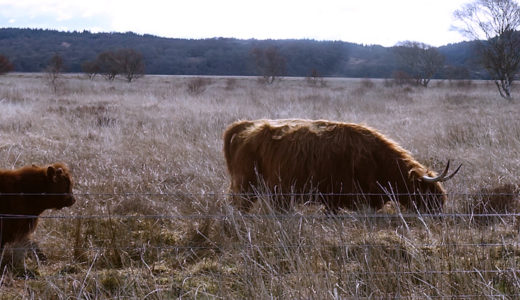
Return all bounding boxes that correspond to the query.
[439,163,462,182]
[422,160,461,183]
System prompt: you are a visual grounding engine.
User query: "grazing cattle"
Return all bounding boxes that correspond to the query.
[223,119,460,212]
[0,162,75,263]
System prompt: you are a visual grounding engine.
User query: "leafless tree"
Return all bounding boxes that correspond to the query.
[116,49,145,82]
[81,60,100,79]
[393,41,445,87]
[94,49,145,82]
[306,68,327,87]
[96,51,120,81]
[0,54,14,75]
[251,46,286,84]
[454,0,520,99]
[45,54,64,93]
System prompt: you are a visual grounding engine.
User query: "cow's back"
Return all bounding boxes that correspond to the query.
[253,120,388,194]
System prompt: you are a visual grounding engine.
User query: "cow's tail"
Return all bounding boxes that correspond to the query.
[223,120,252,167]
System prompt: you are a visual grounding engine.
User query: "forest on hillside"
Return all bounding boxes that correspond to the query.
[0,28,484,79]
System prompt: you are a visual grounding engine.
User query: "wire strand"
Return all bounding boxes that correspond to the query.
[0,191,517,197]
[1,212,520,220]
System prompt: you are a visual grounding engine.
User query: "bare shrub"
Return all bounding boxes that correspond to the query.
[442,93,475,107]
[360,78,375,89]
[402,86,413,93]
[391,70,414,86]
[306,69,327,87]
[352,78,376,96]
[383,77,394,87]
[435,80,445,88]
[448,79,473,88]
[224,78,237,91]
[473,184,519,214]
[45,54,64,93]
[97,115,117,127]
[256,76,269,85]
[0,54,14,75]
[187,77,211,95]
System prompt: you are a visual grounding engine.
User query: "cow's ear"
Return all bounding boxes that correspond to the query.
[408,167,421,180]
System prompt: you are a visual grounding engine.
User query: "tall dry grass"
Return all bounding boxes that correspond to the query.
[0,74,520,298]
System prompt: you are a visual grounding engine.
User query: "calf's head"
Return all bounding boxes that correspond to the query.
[44,163,76,209]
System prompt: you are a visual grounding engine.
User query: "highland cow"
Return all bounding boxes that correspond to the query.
[223,119,460,212]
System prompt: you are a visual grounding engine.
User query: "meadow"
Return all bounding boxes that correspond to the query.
[0,73,519,298]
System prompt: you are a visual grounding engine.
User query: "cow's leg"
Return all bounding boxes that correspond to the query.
[10,239,47,267]
[9,241,27,270]
[0,246,5,267]
[27,240,47,262]
[230,176,258,212]
[4,240,39,277]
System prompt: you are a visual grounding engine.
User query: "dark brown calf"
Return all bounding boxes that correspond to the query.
[0,162,75,263]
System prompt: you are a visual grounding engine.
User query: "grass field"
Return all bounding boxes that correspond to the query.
[1,73,520,298]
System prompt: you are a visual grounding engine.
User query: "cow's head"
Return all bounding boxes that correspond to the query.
[408,160,461,212]
[45,163,76,209]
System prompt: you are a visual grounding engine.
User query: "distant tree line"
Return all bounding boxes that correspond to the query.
[0,28,488,80]
[3,2,519,100]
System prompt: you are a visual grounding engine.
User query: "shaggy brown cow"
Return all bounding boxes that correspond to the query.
[223,119,460,212]
[0,162,75,263]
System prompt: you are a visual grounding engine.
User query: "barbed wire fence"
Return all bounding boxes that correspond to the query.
[1,191,520,298]
[1,190,519,218]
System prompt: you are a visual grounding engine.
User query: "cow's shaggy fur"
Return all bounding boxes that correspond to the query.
[0,162,75,265]
[223,119,450,212]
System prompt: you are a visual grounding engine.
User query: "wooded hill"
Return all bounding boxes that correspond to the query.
[0,28,484,79]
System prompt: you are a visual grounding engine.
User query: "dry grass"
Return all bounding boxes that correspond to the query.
[1,73,520,298]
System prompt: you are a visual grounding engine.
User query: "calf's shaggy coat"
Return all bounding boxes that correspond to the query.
[223,119,459,212]
[0,163,75,262]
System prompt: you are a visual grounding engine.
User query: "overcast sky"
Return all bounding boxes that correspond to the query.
[0,0,470,47]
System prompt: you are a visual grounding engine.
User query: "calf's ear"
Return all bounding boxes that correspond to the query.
[47,166,64,182]
[47,166,58,182]
[47,166,56,177]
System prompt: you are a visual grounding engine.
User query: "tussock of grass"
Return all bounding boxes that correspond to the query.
[1,74,520,297]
